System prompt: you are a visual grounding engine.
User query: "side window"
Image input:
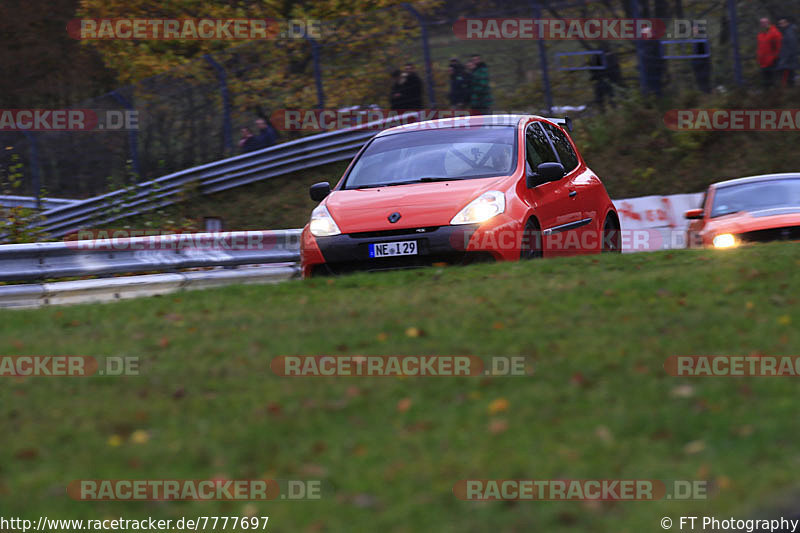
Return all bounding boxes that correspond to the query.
[525,123,557,173]
[541,122,579,172]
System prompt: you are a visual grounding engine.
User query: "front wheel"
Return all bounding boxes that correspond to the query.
[602,215,622,253]
[520,219,543,260]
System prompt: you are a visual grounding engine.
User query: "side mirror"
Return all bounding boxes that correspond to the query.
[309,182,331,202]
[527,162,565,188]
[684,208,704,220]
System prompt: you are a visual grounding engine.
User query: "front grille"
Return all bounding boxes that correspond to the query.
[347,227,440,239]
[311,252,495,276]
[737,226,800,244]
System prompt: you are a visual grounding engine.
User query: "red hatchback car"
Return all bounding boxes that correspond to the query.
[685,173,800,249]
[300,114,620,277]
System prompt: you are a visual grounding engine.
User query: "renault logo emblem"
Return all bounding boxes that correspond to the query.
[388,212,401,223]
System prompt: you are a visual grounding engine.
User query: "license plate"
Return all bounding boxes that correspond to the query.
[369,240,418,258]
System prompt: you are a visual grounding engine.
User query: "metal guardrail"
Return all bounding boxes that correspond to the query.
[0,266,299,309]
[0,229,301,282]
[0,190,705,308]
[28,112,424,239]
[0,195,77,210]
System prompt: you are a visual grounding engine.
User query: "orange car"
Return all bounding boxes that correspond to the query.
[300,114,620,277]
[685,173,800,248]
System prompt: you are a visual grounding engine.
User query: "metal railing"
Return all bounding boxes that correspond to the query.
[0,190,705,308]
[0,229,301,282]
[29,112,417,239]
[0,195,77,210]
[0,228,301,308]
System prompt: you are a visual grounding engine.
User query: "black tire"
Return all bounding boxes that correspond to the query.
[602,215,622,253]
[520,219,543,260]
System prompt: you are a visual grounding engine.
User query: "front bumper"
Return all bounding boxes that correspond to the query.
[301,222,514,277]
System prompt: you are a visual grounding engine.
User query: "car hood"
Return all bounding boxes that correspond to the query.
[704,210,800,235]
[323,177,509,233]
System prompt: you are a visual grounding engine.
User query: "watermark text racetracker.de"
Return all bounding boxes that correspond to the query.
[664,109,800,131]
[0,356,139,377]
[452,18,707,40]
[67,479,322,501]
[64,229,299,251]
[666,355,800,377]
[454,479,709,500]
[0,109,138,131]
[67,18,323,40]
[271,355,532,377]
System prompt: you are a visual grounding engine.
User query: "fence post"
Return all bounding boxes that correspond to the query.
[21,131,41,210]
[203,55,234,155]
[532,2,554,114]
[109,90,143,179]
[403,3,437,109]
[727,0,744,86]
[305,36,325,109]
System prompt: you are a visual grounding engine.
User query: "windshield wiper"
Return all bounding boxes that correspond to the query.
[352,177,462,189]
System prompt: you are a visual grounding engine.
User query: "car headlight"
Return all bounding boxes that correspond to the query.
[450,191,506,225]
[309,205,341,237]
[712,233,738,249]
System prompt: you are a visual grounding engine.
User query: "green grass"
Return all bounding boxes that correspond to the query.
[2,243,800,531]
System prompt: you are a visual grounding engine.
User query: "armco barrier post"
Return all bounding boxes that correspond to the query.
[403,3,437,109]
[532,1,553,114]
[110,90,143,178]
[203,55,234,154]
[21,131,42,210]
[306,35,326,109]
[727,0,744,86]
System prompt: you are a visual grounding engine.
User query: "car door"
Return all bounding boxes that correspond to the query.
[539,121,595,254]
[523,122,582,256]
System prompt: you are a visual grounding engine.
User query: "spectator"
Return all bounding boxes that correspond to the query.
[639,27,664,96]
[402,63,424,110]
[777,17,798,88]
[468,54,493,114]
[589,46,617,110]
[691,26,712,94]
[448,58,472,109]
[390,70,405,110]
[757,17,783,88]
[253,117,277,150]
[238,127,259,154]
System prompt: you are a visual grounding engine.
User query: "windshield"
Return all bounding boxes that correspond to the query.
[711,178,800,217]
[342,126,518,189]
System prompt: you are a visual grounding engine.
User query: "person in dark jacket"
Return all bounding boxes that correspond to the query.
[777,18,799,87]
[253,118,277,149]
[238,127,259,154]
[757,17,783,88]
[468,54,493,113]
[691,25,712,93]
[588,45,620,110]
[390,70,405,110]
[401,63,424,110]
[639,27,664,96]
[448,58,472,109]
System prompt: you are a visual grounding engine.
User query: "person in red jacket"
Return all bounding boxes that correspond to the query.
[758,17,783,88]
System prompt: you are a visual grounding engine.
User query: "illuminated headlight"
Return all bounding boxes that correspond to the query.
[712,233,738,249]
[450,191,506,225]
[309,205,341,237]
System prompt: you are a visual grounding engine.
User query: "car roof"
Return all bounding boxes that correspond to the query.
[713,172,800,188]
[375,114,535,137]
